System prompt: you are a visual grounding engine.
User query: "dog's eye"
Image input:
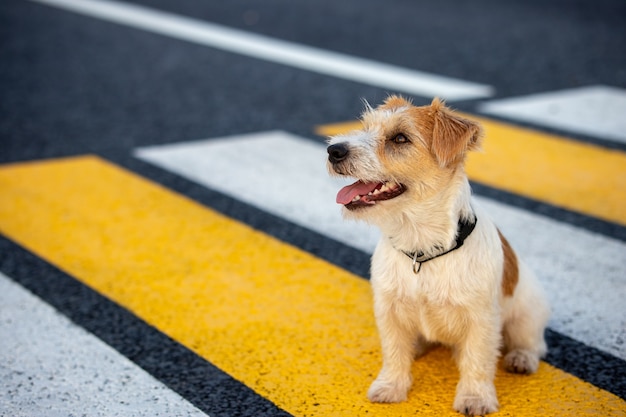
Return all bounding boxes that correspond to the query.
[392,134,409,144]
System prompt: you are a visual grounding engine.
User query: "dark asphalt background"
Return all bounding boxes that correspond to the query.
[1,0,625,413]
[1,0,625,163]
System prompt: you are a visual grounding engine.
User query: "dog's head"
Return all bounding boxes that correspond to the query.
[327,96,483,217]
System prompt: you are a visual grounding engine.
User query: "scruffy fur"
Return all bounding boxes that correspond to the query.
[326,96,550,415]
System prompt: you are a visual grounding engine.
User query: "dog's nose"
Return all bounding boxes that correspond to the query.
[327,143,349,163]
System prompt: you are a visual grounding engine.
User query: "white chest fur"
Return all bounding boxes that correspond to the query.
[370,218,502,345]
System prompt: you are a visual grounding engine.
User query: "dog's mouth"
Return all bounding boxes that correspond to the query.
[336,180,405,210]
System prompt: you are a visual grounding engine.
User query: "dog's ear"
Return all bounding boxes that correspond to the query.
[430,98,483,167]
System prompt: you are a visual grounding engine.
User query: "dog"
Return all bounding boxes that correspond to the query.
[326,96,550,415]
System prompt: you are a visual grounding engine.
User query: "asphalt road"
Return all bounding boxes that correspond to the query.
[1,0,625,416]
[2,0,625,164]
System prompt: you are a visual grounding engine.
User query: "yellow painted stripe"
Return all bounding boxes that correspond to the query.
[317,116,626,226]
[0,156,624,416]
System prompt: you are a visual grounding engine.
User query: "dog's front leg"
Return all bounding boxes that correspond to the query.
[452,314,501,415]
[367,298,416,403]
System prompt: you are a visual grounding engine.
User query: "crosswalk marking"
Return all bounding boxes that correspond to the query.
[479,85,626,143]
[135,131,626,361]
[317,113,626,227]
[28,0,493,100]
[1,156,624,416]
[137,131,381,255]
[0,272,208,417]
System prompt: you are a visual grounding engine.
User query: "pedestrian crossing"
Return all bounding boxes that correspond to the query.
[0,273,207,417]
[2,0,625,415]
[480,85,626,144]
[1,155,624,416]
[135,129,626,362]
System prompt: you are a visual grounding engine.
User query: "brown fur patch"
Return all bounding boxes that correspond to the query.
[498,229,519,297]
[430,98,483,167]
[382,95,412,109]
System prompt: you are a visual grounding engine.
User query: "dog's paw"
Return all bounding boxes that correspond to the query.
[454,382,498,416]
[453,395,499,416]
[504,349,539,374]
[367,377,410,403]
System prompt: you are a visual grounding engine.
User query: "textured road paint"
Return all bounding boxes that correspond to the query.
[480,85,626,143]
[317,115,626,226]
[0,156,624,416]
[136,132,626,360]
[0,272,208,417]
[136,131,381,255]
[28,0,493,100]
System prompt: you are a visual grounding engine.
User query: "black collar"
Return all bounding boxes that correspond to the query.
[397,215,477,274]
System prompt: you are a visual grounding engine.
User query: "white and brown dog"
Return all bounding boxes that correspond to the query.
[326,96,550,415]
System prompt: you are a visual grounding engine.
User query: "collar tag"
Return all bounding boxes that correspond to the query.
[400,215,477,275]
[411,252,423,274]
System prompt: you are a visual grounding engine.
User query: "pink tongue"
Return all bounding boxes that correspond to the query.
[336,180,380,205]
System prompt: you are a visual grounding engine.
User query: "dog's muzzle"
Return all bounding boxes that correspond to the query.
[327,143,349,164]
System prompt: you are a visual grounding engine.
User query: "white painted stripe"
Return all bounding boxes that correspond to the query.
[135,132,626,360]
[29,0,493,100]
[480,85,626,143]
[136,131,381,254]
[0,273,208,417]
